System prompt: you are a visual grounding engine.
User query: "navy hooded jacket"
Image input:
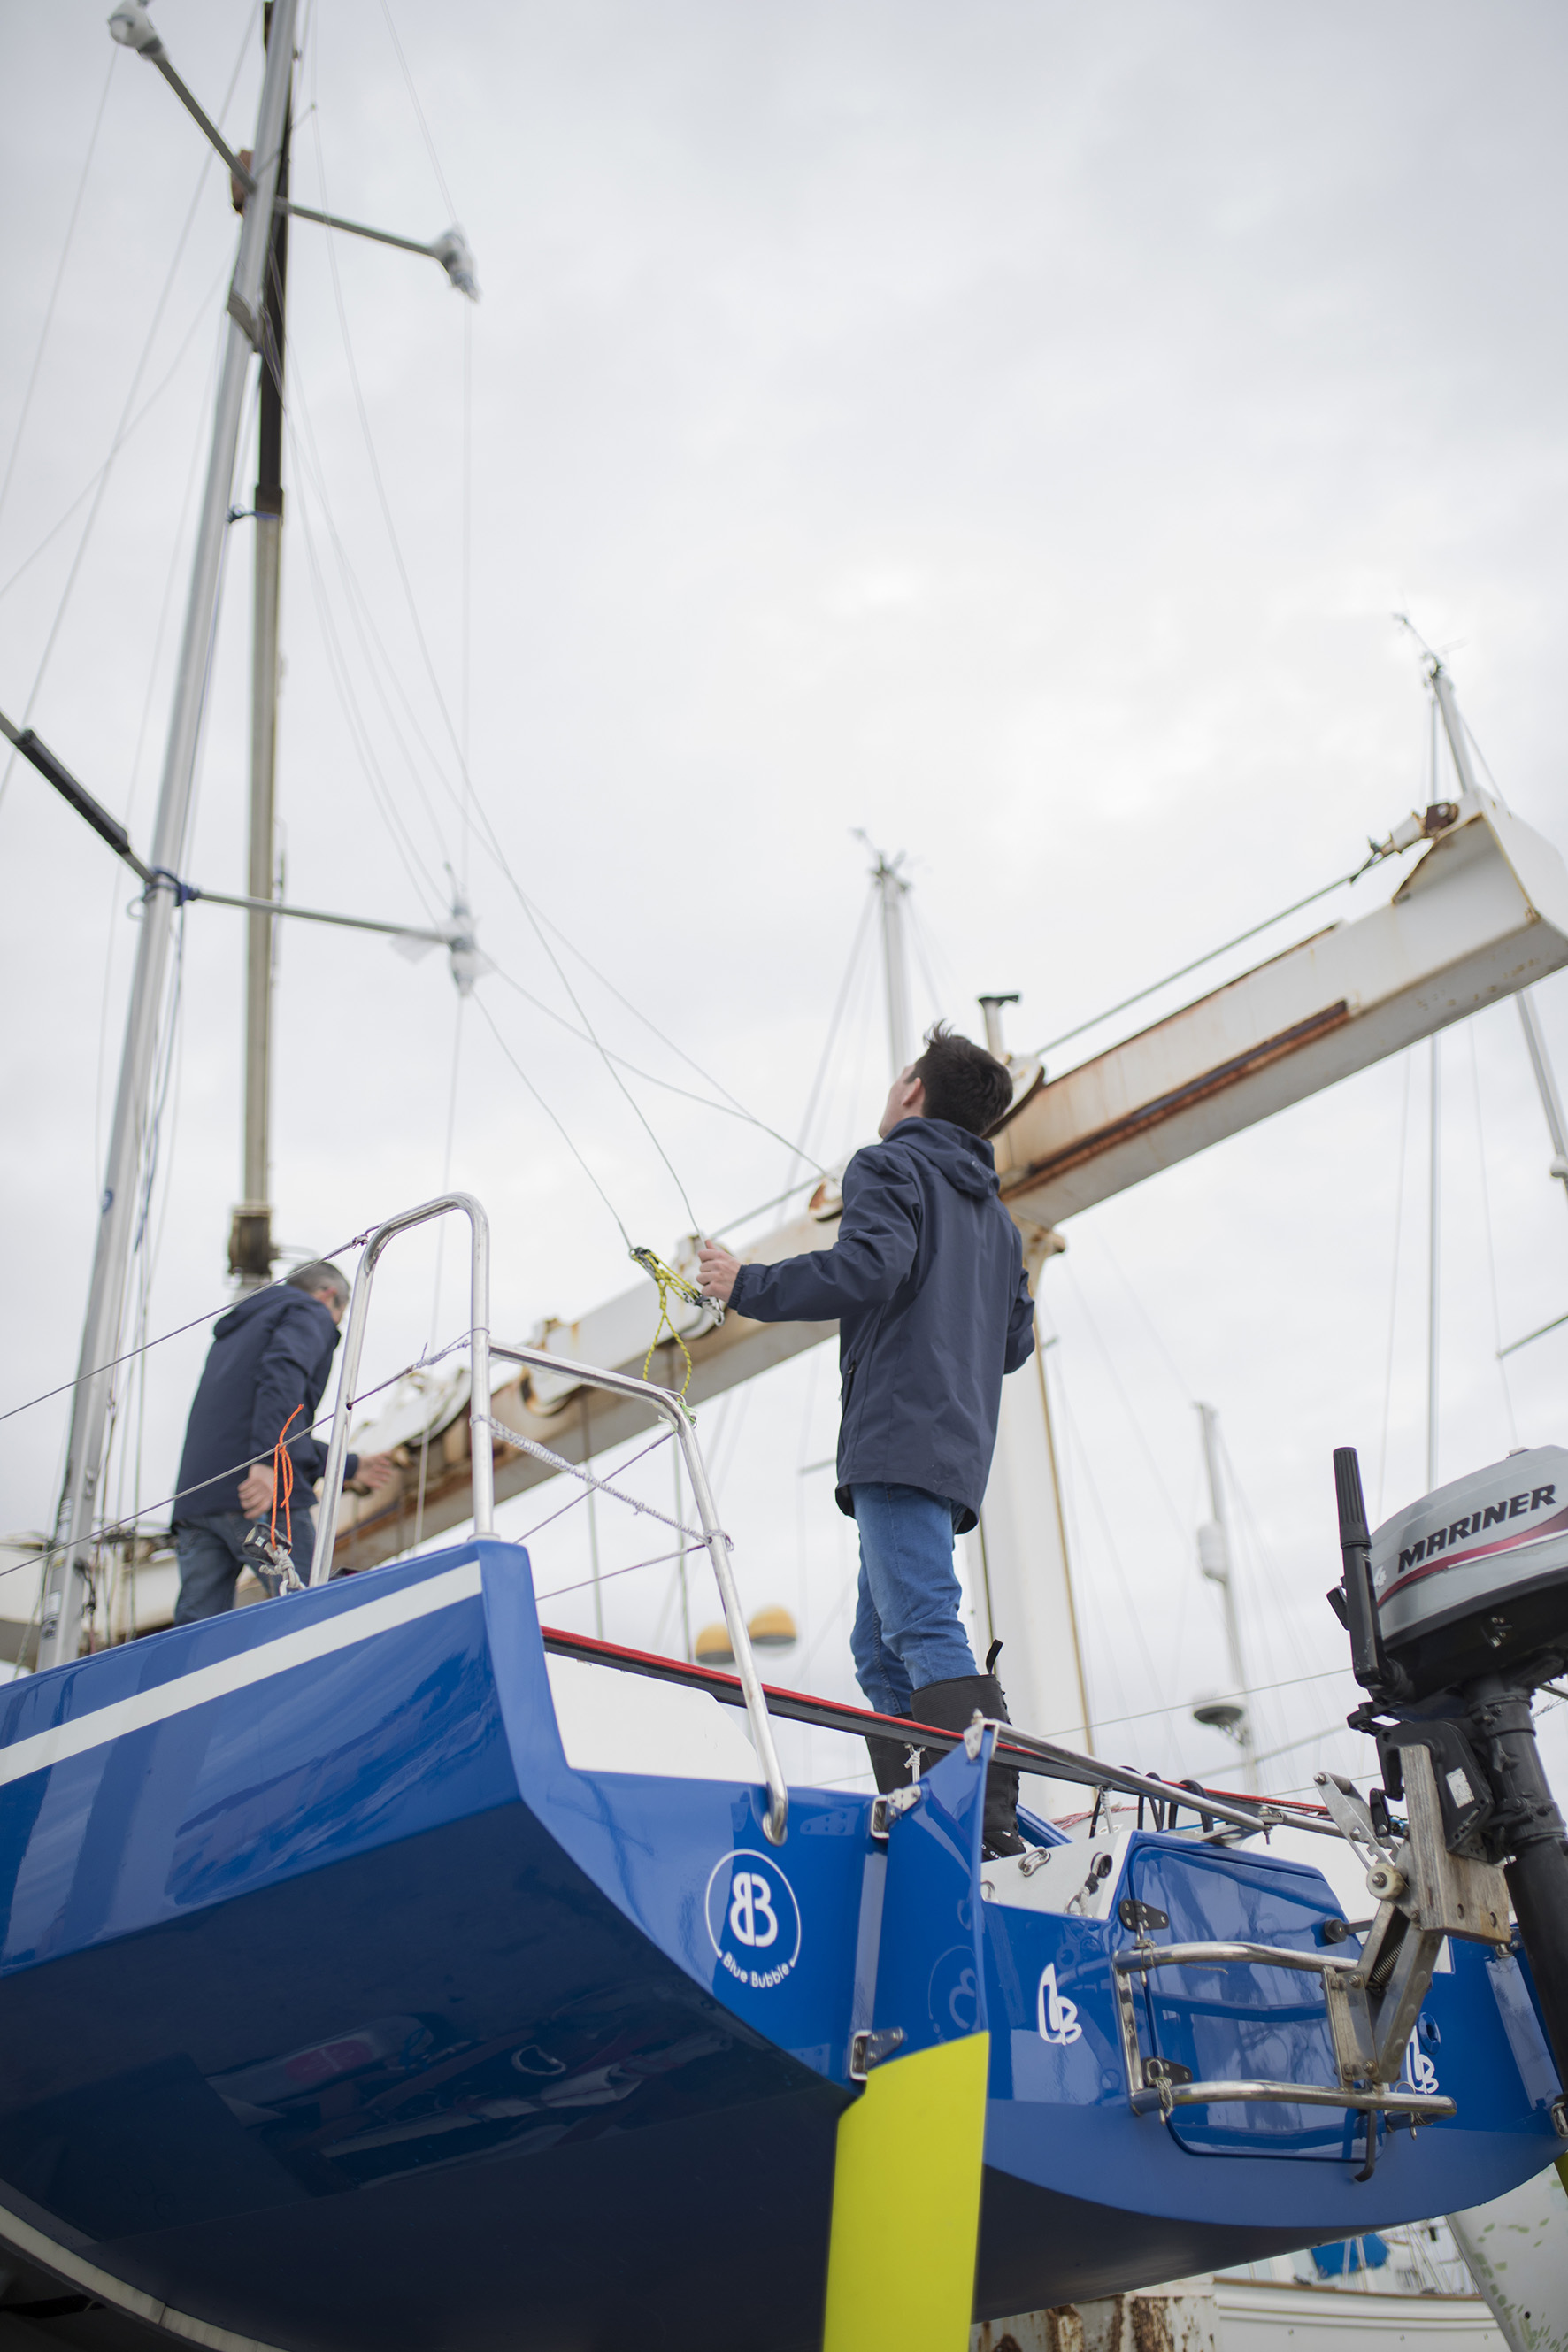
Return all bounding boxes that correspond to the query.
[728,1118,1034,1529]
[174,1286,359,1522]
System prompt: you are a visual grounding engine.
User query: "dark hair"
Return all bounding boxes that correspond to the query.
[912,1023,1013,1135]
[288,1260,351,1308]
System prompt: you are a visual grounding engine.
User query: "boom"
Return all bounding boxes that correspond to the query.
[334,784,1568,1572]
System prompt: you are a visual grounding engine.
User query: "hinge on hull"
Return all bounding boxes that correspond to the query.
[849,2027,906,2081]
[869,1787,922,1841]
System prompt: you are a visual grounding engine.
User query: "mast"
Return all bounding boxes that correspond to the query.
[39,1,300,1671]
[872,846,911,1074]
[1516,993,1568,1220]
[965,988,1092,1749]
[1430,652,1568,1239]
[1427,1034,1441,1491]
[1195,1402,1256,1793]
[231,36,291,1288]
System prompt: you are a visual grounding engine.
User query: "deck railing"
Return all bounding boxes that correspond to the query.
[309,1194,788,1842]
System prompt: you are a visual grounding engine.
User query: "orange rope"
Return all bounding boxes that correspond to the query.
[270,1405,303,1556]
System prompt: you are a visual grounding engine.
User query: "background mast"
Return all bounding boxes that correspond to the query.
[231,18,291,1288]
[1195,1401,1256,1793]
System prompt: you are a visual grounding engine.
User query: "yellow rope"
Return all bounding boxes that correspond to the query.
[631,1246,715,1406]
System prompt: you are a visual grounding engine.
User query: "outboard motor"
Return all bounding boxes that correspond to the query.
[1327,1443,1568,2139]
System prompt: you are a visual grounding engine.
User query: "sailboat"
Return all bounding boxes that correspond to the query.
[3,8,1567,2348]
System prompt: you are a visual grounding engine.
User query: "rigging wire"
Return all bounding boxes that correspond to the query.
[461,302,473,884]
[281,390,451,908]
[839,926,879,1163]
[1033,1659,1358,1749]
[305,87,473,830]
[286,461,450,920]
[4,1334,473,1596]
[708,1172,825,1239]
[1468,1018,1520,1449]
[298,91,712,1236]
[280,319,461,868]
[0,258,232,617]
[1035,861,1379,1063]
[0,7,257,817]
[512,1429,673,1545]
[92,319,221,1185]
[0,1225,381,1431]
[520,897,826,1170]
[784,886,876,1195]
[377,0,457,218]
[297,65,767,1231]
[299,49,805,1230]
[0,46,119,545]
[412,993,467,1553]
[905,895,956,1034]
[1048,1370,1132,1724]
[86,473,233,1617]
[488,964,828,1172]
[1058,1258,1192,1549]
[536,1542,703,1610]
[1213,1421,1324,1755]
[1373,1049,1415,1520]
[469,992,632,1249]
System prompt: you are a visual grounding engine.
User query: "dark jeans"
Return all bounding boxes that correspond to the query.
[173,1508,316,1624]
[848,1481,978,1718]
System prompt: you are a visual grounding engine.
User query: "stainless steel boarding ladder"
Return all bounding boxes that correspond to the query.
[1111,1735,1522,2160]
[1111,1933,1453,2128]
[308,1193,789,1843]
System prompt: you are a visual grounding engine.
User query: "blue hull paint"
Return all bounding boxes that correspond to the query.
[0,1539,1556,2346]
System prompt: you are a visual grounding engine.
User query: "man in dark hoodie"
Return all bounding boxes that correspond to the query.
[697,1025,1033,1854]
[172,1261,395,1622]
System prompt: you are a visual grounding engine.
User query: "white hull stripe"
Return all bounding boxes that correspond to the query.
[0,1561,485,1791]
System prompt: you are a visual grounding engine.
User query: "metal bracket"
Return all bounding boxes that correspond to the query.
[1118,1896,1168,1933]
[849,2027,906,2081]
[1393,1745,1510,1946]
[1316,1771,1396,1874]
[869,1787,923,1841]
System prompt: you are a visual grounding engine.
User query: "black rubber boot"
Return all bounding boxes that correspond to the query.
[910,1672,1024,1856]
[865,1732,916,1793]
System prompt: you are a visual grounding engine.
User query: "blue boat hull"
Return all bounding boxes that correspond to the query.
[0,1539,1556,2346]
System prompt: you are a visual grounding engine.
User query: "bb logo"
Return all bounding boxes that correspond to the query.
[1405,2036,1439,2094]
[1037,1963,1082,2047]
[728,1872,778,1948]
[705,1852,802,1990]
[926,1946,982,2039]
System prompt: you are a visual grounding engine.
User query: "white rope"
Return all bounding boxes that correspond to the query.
[473,1415,724,1547]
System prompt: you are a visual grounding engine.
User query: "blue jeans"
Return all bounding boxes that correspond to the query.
[849,1482,978,1718]
[173,1508,316,1624]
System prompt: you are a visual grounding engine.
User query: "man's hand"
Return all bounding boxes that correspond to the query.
[697,1239,742,1305]
[238,1463,275,1518]
[350,1453,398,1495]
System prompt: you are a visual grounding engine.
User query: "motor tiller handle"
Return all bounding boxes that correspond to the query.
[1334,1446,1402,1698]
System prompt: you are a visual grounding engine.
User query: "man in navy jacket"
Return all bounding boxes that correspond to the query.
[173,1262,394,1621]
[698,1026,1034,1853]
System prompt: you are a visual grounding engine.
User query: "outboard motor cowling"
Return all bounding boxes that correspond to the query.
[1372,1445,1568,1701]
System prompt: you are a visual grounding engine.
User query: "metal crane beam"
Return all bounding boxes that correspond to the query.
[334,788,1568,1572]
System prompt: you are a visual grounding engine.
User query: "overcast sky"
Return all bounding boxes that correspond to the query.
[3,0,1566,1797]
